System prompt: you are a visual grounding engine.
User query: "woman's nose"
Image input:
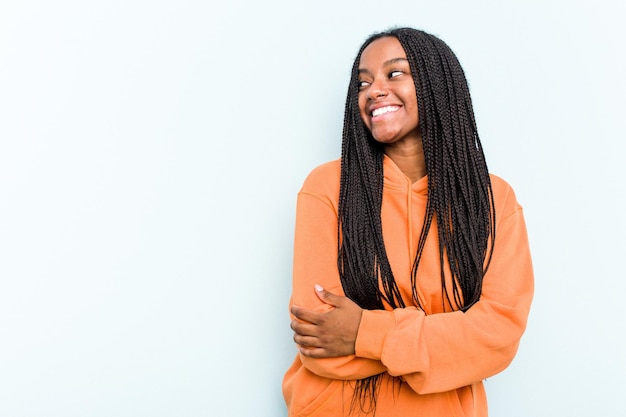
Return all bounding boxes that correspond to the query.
[367,79,389,100]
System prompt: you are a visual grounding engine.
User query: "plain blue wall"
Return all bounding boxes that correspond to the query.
[1,1,624,416]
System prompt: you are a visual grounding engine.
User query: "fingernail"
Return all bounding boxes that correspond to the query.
[315,284,324,292]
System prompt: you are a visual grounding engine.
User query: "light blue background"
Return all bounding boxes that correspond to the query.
[1,1,625,416]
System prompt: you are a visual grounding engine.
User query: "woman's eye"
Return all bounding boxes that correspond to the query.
[358,80,370,88]
[390,70,403,78]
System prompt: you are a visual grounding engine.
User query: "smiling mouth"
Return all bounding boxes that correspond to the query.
[371,105,400,117]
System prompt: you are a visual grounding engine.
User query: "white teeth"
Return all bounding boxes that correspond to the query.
[372,106,399,117]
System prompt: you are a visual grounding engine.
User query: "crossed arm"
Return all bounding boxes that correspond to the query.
[290,284,364,358]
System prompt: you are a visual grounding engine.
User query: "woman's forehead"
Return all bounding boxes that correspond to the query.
[359,37,407,68]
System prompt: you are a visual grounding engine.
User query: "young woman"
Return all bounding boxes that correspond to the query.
[284,27,533,417]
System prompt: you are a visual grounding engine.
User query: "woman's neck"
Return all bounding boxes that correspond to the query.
[384,138,426,183]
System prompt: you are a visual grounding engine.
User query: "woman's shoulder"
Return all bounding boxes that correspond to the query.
[300,159,341,196]
[489,173,523,217]
[489,173,513,193]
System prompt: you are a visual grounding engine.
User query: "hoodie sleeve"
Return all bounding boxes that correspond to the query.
[290,164,387,380]
[354,182,534,394]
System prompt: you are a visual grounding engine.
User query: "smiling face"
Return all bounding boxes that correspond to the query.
[358,37,421,147]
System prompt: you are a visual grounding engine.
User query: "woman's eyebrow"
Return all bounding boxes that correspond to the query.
[383,57,409,66]
[358,57,409,74]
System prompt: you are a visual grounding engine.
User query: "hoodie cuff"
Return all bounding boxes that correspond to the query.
[355,309,395,360]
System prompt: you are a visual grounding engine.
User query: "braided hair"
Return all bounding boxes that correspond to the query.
[337,27,496,414]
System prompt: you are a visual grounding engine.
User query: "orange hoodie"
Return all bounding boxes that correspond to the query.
[283,156,534,417]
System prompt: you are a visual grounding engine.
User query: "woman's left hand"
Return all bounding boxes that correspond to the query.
[290,285,363,358]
